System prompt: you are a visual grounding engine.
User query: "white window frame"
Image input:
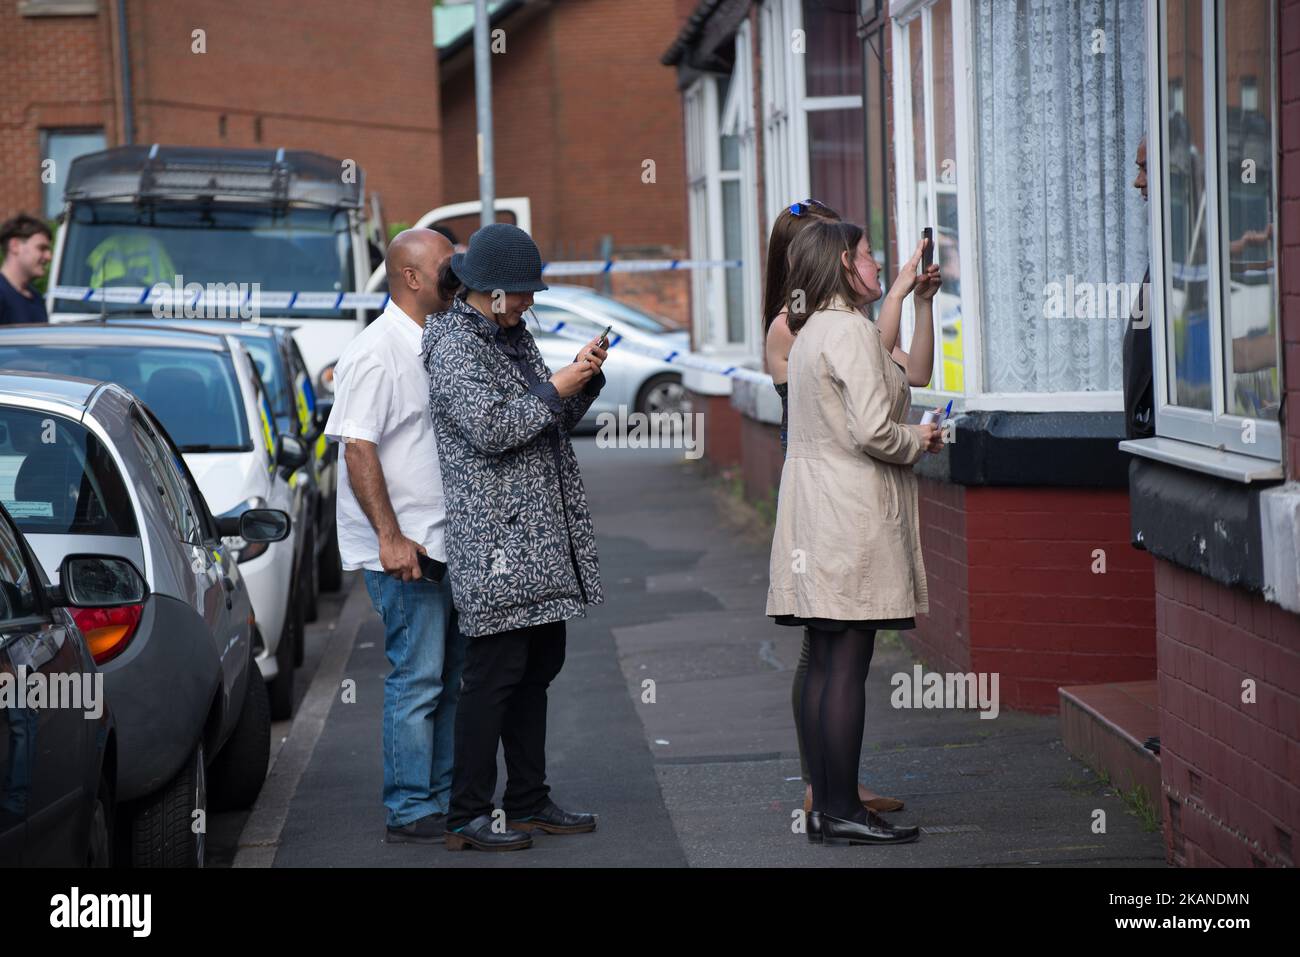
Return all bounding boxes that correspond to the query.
[759,0,804,231]
[760,0,866,236]
[685,78,723,359]
[889,0,1129,413]
[720,19,763,362]
[684,32,763,365]
[1142,0,1282,467]
[890,0,981,404]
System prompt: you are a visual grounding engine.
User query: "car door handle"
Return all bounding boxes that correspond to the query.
[222,576,235,609]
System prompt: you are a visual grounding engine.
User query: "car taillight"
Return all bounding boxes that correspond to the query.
[72,604,144,665]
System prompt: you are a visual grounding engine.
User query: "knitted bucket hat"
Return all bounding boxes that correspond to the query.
[449,222,548,294]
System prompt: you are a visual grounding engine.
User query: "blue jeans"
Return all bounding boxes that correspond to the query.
[363,570,466,827]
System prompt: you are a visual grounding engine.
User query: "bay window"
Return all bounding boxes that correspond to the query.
[890,0,1147,410]
[1139,0,1282,473]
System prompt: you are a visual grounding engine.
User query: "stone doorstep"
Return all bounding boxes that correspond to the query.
[1059,680,1163,818]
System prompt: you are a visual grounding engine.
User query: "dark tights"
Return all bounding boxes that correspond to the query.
[801,626,877,822]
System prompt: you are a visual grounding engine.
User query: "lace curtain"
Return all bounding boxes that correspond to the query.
[974,0,1148,393]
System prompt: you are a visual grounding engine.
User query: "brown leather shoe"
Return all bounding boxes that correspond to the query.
[863,796,905,813]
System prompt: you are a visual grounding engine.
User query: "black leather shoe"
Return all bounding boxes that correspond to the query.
[507,798,597,834]
[386,812,446,844]
[821,810,920,846]
[445,814,533,851]
[807,810,823,844]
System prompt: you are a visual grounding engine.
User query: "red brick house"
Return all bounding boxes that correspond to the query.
[664,0,1298,867]
[436,0,692,322]
[0,0,442,226]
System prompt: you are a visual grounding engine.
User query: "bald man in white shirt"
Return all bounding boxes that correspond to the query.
[324,228,465,844]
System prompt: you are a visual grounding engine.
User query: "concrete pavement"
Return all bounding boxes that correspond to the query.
[232,439,1166,868]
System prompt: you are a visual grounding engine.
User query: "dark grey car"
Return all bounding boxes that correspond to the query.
[0,372,289,867]
[0,502,121,867]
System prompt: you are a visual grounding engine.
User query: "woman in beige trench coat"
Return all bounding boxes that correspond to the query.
[766,219,942,847]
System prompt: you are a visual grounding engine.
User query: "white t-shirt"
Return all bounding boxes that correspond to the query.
[324,301,447,570]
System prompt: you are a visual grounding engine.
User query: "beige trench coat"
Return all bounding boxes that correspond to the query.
[766,296,929,621]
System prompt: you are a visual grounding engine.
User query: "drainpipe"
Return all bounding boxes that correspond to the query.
[116,0,135,144]
[473,0,494,228]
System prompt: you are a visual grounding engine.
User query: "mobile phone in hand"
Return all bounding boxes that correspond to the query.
[598,324,612,349]
[418,553,447,582]
[921,227,933,271]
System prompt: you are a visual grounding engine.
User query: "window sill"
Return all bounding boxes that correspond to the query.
[1119,436,1284,484]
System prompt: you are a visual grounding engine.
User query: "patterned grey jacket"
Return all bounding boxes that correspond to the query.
[420,297,604,637]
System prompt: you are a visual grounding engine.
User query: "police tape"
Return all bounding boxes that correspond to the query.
[48,258,742,310]
[47,279,771,386]
[528,314,771,385]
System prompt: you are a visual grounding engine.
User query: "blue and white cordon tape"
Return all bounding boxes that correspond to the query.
[49,258,770,386]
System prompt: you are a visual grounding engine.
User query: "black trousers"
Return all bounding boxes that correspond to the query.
[447,620,566,829]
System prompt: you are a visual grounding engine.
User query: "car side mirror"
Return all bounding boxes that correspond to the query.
[303,397,333,443]
[215,508,291,543]
[215,504,289,540]
[315,396,334,429]
[52,555,148,608]
[276,434,309,472]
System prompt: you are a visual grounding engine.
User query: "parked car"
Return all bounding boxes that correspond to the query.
[0,325,310,720]
[529,285,692,427]
[0,501,119,867]
[358,260,690,430]
[89,318,343,615]
[0,372,290,866]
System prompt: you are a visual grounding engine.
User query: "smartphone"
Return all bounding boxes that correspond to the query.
[598,324,612,348]
[921,227,933,271]
[418,553,447,583]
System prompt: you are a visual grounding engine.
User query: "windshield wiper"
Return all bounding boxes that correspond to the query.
[178,443,248,453]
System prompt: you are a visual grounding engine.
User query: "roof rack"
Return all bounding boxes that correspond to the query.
[64,144,364,208]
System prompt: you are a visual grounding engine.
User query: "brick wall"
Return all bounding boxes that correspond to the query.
[738,412,782,504]
[0,4,117,218]
[911,483,1157,713]
[440,0,689,321]
[1,1,442,227]
[689,390,742,469]
[126,0,442,226]
[914,478,973,675]
[1156,560,1300,866]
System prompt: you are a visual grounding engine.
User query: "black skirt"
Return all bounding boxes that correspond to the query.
[772,614,916,632]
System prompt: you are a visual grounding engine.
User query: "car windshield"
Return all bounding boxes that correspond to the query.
[0,344,250,452]
[0,406,137,537]
[555,289,674,334]
[53,202,355,318]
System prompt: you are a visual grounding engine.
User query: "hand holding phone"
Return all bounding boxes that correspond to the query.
[417,553,447,583]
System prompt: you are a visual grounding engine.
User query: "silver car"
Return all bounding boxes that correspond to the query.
[0,372,289,867]
[529,284,692,428]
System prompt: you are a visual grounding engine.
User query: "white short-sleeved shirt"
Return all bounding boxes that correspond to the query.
[324,301,446,569]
